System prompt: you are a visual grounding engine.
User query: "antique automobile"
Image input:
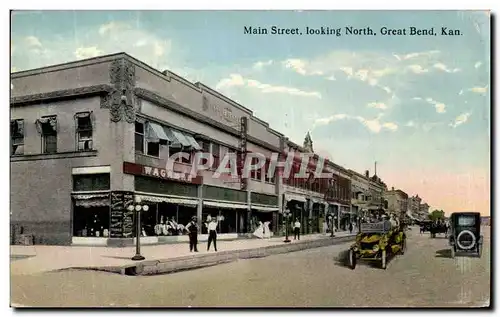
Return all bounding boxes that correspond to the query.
[449,212,483,258]
[348,220,407,270]
[430,220,448,238]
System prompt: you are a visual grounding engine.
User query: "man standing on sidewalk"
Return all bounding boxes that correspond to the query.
[207,217,218,251]
[293,218,301,240]
[186,216,199,252]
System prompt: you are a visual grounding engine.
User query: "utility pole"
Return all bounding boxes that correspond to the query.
[374,161,377,176]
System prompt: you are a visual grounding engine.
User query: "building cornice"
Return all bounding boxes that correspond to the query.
[10,85,113,107]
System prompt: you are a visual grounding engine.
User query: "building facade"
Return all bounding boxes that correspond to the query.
[383,187,409,218]
[281,134,352,234]
[10,53,285,246]
[10,53,353,246]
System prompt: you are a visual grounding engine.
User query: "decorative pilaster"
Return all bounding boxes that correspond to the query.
[101,58,137,123]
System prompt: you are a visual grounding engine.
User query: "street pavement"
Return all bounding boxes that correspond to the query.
[10,232,352,275]
[11,227,490,307]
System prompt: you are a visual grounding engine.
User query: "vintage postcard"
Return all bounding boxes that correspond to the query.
[9,9,491,308]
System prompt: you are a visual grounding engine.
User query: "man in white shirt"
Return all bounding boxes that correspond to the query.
[293,219,301,240]
[207,217,218,251]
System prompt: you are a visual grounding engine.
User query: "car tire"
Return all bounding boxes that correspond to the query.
[381,249,387,270]
[348,249,356,270]
[450,246,455,259]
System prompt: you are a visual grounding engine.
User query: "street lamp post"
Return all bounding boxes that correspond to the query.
[283,208,292,243]
[128,196,149,261]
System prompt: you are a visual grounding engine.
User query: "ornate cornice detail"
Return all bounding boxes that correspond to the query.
[107,59,137,123]
[10,84,113,106]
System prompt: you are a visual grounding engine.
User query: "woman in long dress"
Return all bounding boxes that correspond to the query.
[263,221,271,238]
[253,221,264,239]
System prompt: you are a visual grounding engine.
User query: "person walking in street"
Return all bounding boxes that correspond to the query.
[206,217,218,251]
[349,222,353,234]
[293,219,301,240]
[185,216,199,252]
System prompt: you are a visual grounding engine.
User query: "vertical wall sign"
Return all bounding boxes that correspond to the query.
[239,116,248,190]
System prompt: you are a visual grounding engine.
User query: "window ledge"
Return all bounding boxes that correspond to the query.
[11,150,98,162]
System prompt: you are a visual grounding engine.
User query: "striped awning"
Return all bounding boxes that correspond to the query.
[251,205,279,212]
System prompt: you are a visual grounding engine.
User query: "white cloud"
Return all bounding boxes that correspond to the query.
[382,86,392,94]
[253,60,273,70]
[407,64,429,74]
[74,46,103,60]
[216,74,322,99]
[382,122,398,131]
[25,36,42,48]
[405,120,416,127]
[449,112,471,128]
[283,58,308,75]
[469,85,488,94]
[215,73,245,90]
[434,103,446,113]
[314,113,397,133]
[433,63,461,73]
[425,97,447,113]
[367,102,387,110]
[459,89,464,95]
[98,21,126,35]
[474,61,482,69]
[393,50,440,61]
[412,97,422,101]
[325,75,336,81]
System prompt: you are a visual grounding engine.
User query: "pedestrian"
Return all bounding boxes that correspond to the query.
[349,222,353,234]
[207,217,218,251]
[293,218,301,240]
[185,216,199,252]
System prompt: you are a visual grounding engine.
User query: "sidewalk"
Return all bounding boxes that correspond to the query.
[11,232,354,276]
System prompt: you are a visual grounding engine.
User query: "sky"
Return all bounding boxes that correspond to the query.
[10,10,491,216]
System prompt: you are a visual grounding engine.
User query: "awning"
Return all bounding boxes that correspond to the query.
[171,130,192,148]
[146,122,170,143]
[251,205,279,212]
[184,134,202,151]
[136,194,198,206]
[284,193,307,203]
[203,201,248,209]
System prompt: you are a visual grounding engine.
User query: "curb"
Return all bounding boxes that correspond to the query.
[65,235,355,276]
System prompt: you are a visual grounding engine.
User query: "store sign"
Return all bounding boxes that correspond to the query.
[123,162,203,185]
[202,96,239,124]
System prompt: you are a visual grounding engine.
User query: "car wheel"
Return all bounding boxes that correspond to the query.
[450,246,455,259]
[381,249,387,270]
[348,249,357,270]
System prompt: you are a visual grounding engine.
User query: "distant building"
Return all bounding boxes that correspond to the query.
[383,187,409,218]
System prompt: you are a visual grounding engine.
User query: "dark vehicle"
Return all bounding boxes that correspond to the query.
[430,220,448,238]
[420,221,432,233]
[449,212,483,258]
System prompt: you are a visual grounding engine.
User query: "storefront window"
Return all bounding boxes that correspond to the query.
[73,206,110,237]
[150,203,196,236]
[202,208,239,234]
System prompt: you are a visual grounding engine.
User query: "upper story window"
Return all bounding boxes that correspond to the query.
[10,119,24,155]
[75,112,93,151]
[36,116,58,154]
[211,143,220,170]
[135,121,145,154]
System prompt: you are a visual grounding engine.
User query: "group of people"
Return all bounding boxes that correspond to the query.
[184,216,219,252]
